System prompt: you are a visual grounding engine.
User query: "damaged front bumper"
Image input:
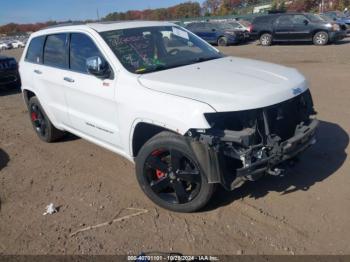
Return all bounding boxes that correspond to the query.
[187,90,319,191]
[235,118,318,179]
[189,118,318,191]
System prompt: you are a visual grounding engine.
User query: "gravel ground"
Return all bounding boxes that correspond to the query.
[0,39,349,255]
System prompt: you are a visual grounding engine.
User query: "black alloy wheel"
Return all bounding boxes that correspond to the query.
[30,103,48,138]
[144,148,202,205]
[28,96,64,142]
[135,131,215,212]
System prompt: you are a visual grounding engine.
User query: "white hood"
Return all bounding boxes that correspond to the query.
[138,56,308,112]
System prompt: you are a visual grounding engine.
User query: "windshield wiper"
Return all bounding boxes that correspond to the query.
[135,56,222,74]
[135,64,167,74]
[189,56,223,65]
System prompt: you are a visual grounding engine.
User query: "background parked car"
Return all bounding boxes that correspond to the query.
[322,11,350,34]
[228,20,251,40]
[0,55,21,90]
[323,11,350,25]
[9,40,25,48]
[186,21,244,46]
[0,42,12,50]
[250,12,347,46]
[319,13,349,33]
[0,42,8,50]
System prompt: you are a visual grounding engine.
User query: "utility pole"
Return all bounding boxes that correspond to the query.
[321,0,325,13]
[97,8,100,21]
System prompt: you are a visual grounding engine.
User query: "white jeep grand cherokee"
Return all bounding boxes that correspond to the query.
[19,21,318,212]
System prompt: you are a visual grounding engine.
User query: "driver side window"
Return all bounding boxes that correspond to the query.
[292,15,308,25]
[69,33,104,73]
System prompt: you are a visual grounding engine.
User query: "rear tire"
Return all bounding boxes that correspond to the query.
[218,36,228,46]
[135,131,215,212]
[260,33,272,46]
[28,96,64,143]
[313,31,329,45]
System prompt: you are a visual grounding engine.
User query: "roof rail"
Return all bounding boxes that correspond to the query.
[43,22,87,30]
[88,20,151,24]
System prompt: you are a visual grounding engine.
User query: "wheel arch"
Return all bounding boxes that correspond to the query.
[22,89,36,105]
[217,35,227,42]
[131,121,177,157]
[312,29,329,37]
[259,30,273,38]
[22,89,63,131]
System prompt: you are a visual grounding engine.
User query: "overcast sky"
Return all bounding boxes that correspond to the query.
[0,0,205,25]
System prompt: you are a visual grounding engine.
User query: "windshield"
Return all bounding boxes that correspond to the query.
[305,13,325,23]
[318,14,332,22]
[100,26,223,74]
[326,11,345,18]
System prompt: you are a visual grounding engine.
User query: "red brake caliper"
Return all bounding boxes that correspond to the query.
[152,150,166,179]
[31,112,38,121]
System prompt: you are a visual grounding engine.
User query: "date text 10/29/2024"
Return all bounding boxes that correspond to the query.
[128,255,220,261]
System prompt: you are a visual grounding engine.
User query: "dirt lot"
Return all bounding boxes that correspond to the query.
[0,39,349,255]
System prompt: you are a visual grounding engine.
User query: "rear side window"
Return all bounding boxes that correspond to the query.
[195,23,206,30]
[69,33,103,73]
[276,15,293,25]
[253,16,274,25]
[44,34,68,68]
[25,36,45,64]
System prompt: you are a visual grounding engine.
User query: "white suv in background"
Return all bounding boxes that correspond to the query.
[19,21,318,212]
[10,40,25,48]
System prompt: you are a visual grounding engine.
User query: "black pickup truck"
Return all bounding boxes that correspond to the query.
[250,12,347,46]
[0,55,21,90]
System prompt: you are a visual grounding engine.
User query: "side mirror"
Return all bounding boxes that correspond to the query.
[303,19,309,25]
[86,56,111,79]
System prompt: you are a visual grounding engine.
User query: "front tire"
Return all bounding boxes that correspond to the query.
[28,96,64,142]
[218,36,228,46]
[135,132,215,213]
[260,33,272,46]
[313,31,329,45]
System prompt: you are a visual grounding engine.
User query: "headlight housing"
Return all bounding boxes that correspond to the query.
[332,23,340,31]
[204,110,259,131]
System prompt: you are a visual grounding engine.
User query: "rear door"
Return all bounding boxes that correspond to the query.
[20,36,46,93]
[62,32,121,147]
[27,34,69,126]
[41,34,70,125]
[274,15,293,41]
[274,15,294,40]
[203,23,218,43]
[191,23,209,41]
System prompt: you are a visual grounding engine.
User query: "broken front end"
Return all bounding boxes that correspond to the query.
[187,89,319,191]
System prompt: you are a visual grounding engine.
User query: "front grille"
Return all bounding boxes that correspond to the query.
[0,60,16,70]
[205,90,315,143]
[264,90,314,141]
[0,72,18,85]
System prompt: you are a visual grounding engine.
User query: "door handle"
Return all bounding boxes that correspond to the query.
[63,77,75,83]
[34,69,42,75]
